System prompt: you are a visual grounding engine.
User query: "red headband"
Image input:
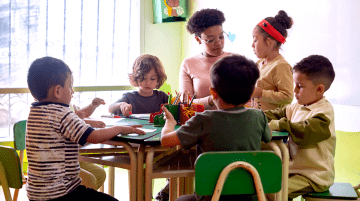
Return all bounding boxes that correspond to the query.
[258,19,286,44]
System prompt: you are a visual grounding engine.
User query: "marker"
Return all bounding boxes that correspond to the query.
[101,115,121,118]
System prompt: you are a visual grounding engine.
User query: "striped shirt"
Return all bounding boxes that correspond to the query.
[26,102,94,200]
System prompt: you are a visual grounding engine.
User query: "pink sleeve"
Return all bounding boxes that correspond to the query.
[179,60,194,95]
[179,60,211,109]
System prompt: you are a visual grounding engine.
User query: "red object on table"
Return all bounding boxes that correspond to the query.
[179,103,204,125]
[149,104,166,123]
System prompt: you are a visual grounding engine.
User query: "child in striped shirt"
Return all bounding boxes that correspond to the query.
[26,56,145,201]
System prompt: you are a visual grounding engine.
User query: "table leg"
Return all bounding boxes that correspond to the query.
[275,140,289,201]
[137,144,146,201]
[169,178,177,201]
[187,176,194,195]
[145,147,155,201]
[108,166,115,196]
[178,177,185,197]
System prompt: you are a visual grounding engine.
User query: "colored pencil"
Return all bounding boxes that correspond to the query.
[188,92,196,107]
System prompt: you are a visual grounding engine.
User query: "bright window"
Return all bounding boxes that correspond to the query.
[0,0,140,139]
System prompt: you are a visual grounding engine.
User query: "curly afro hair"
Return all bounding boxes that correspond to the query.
[186,8,225,37]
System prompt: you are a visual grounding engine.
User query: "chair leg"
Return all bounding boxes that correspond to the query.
[0,162,12,201]
[13,189,20,201]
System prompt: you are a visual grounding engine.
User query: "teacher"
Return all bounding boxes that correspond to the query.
[179,8,231,110]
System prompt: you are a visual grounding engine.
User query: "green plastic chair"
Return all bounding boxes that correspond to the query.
[0,145,23,201]
[302,183,358,201]
[12,120,27,201]
[194,151,282,201]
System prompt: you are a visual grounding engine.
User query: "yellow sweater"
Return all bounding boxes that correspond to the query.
[252,54,294,111]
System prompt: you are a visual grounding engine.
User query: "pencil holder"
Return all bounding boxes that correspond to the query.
[179,103,205,125]
[149,103,167,123]
[153,104,179,127]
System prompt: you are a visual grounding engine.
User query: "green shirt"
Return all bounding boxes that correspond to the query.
[177,107,271,153]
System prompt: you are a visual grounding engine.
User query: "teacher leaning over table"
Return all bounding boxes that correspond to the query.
[179,8,233,110]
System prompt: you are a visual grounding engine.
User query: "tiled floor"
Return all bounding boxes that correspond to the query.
[0,167,167,201]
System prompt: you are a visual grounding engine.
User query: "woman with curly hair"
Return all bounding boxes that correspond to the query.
[179,8,232,110]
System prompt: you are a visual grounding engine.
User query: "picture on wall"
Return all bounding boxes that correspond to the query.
[153,0,187,23]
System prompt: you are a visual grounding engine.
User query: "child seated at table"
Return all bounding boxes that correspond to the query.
[71,98,108,190]
[108,54,168,117]
[264,55,336,200]
[26,56,145,201]
[161,54,272,201]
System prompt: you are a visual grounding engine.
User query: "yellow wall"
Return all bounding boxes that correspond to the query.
[141,1,185,93]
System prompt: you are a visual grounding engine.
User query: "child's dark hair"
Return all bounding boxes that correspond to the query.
[187,8,225,37]
[293,55,335,91]
[129,54,167,89]
[257,10,293,48]
[211,55,259,105]
[27,56,71,101]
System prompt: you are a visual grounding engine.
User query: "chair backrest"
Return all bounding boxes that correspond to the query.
[13,120,27,151]
[0,145,23,189]
[195,151,282,196]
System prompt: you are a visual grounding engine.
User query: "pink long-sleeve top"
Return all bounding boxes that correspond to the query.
[179,52,231,109]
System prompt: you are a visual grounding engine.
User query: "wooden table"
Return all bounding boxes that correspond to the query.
[81,115,289,201]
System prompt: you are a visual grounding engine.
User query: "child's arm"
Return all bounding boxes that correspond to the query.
[264,107,287,121]
[84,119,106,128]
[261,63,294,105]
[160,106,181,147]
[77,98,106,118]
[272,112,331,147]
[108,102,132,117]
[86,125,145,143]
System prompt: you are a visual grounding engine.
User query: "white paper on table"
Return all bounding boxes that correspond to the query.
[130,113,151,118]
[86,117,123,127]
[137,128,156,133]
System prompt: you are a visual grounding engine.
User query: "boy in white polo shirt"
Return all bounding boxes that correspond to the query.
[265,55,336,200]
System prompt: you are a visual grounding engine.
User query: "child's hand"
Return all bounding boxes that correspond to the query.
[268,120,280,131]
[120,103,132,117]
[162,106,177,127]
[88,120,106,128]
[120,125,146,135]
[92,98,106,107]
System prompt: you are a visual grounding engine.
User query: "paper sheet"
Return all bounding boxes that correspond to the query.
[138,128,157,133]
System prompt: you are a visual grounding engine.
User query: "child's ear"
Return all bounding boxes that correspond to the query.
[209,87,218,100]
[317,84,325,94]
[53,85,62,99]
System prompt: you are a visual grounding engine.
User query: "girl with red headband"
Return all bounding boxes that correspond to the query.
[251,10,294,111]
